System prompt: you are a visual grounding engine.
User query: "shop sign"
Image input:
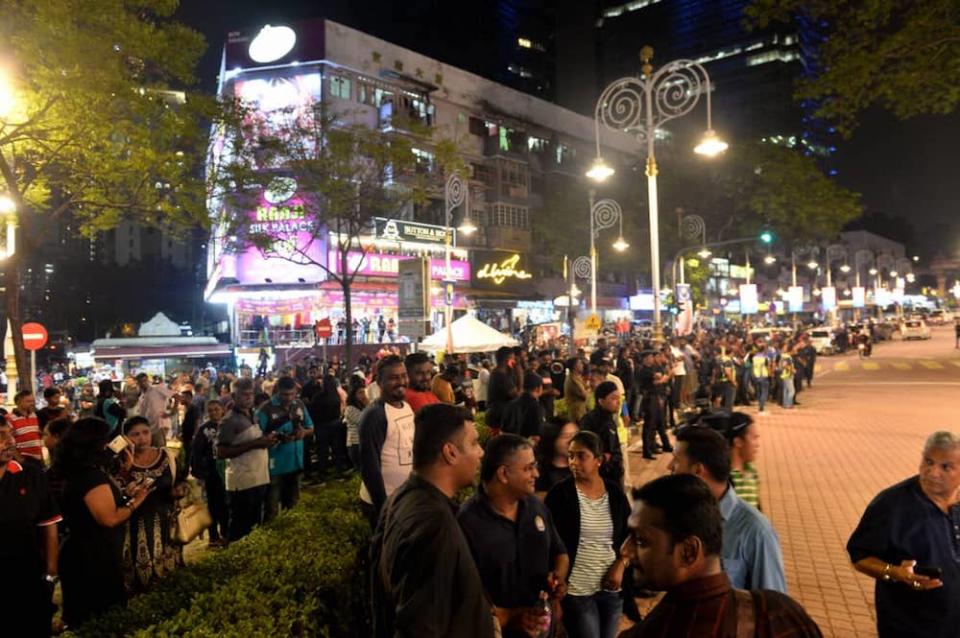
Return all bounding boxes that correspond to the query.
[374,217,452,245]
[788,286,804,313]
[328,250,470,282]
[851,286,866,308]
[739,284,758,315]
[476,254,532,284]
[821,286,837,312]
[398,257,430,338]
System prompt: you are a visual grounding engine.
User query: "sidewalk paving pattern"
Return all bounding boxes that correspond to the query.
[627,328,960,638]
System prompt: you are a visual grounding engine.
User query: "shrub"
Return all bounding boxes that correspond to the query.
[67,479,371,638]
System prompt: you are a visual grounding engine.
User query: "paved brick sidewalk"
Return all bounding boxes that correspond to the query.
[626,327,960,637]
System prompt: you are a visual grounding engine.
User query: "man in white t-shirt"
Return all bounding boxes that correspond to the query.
[358,355,415,525]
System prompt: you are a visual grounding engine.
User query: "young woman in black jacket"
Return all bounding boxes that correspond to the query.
[545,430,636,638]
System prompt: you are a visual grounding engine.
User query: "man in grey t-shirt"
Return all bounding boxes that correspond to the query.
[216,377,276,541]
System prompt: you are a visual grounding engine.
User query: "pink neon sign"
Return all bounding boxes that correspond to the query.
[328,251,470,282]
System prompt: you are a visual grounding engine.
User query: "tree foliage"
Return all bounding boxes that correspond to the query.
[0,0,211,377]
[747,0,960,135]
[715,142,862,243]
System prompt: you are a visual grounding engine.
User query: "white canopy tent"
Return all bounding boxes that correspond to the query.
[418,314,519,353]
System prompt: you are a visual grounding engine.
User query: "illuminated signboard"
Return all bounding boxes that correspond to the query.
[788,286,804,313]
[821,286,837,311]
[851,286,866,308]
[739,284,758,315]
[328,251,470,282]
[476,254,532,284]
[374,217,453,245]
[230,178,327,285]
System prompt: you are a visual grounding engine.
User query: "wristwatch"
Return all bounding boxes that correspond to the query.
[44,574,60,585]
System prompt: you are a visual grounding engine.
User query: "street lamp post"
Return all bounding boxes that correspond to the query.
[587,192,626,316]
[588,46,726,342]
[443,172,476,353]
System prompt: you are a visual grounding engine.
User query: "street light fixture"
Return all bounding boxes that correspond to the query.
[584,194,624,314]
[697,247,712,259]
[889,270,898,278]
[763,254,777,265]
[613,236,629,252]
[592,45,725,340]
[807,260,818,270]
[839,263,851,273]
[906,273,916,283]
[457,217,477,236]
[0,70,15,119]
[694,130,729,157]
[869,267,878,275]
[585,157,615,182]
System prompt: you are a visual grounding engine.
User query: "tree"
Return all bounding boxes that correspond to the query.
[747,0,960,135]
[714,141,863,243]
[210,101,460,370]
[0,0,210,380]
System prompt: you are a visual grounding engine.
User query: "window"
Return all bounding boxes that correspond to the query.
[469,117,486,136]
[412,148,434,174]
[498,160,528,188]
[329,75,351,100]
[357,81,378,106]
[555,143,575,165]
[528,136,548,153]
[499,127,512,152]
[491,204,529,229]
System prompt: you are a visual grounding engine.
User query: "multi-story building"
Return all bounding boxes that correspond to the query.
[205,18,639,350]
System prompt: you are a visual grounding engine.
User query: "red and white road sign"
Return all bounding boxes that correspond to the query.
[22,322,48,351]
[315,318,333,339]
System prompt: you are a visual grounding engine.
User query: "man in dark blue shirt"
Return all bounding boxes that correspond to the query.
[847,431,960,638]
[459,434,569,638]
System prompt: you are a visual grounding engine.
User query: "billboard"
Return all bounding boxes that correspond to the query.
[398,258,430,338]
[739,284,758,315]
[374,218,453,245]
[821,286,836,312]
[470,250,535,294]
[328,251,470,282]
[788,286,804,313]
[851,287,866,308]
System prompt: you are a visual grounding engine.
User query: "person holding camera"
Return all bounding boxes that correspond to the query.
[255,376,314,522]
[57,417,153,629]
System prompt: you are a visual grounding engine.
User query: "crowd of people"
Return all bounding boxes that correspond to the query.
[3,319,956,637]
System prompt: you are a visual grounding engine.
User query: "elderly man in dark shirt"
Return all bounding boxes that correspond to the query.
[847,430,960,638]
[620,474,821,638]
[459,434,569,638]
[371,403,494,638]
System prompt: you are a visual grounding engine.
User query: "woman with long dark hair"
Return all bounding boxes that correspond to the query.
[545,431,631,638]
[58,417,151,628]
[534,416,578,497]
[343,376,368,471]
[94,379,126,436]
[114,416,185,592]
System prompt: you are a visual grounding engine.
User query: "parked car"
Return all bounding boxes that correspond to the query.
[900,319,932,340]
[808,328,839,355]
[928,309,954,325]
[749,326,794,343]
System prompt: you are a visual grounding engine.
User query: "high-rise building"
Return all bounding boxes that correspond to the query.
[595,0,837,172]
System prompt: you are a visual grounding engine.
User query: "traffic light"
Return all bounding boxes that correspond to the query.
[760,231,774,244]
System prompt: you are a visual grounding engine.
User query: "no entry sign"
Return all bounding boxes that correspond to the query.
[22,322,48,351]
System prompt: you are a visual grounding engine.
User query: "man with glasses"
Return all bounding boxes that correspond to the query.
[459,434,569,638]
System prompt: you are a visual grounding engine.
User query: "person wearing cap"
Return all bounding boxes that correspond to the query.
[591,350,632,480]
[502,373,546,442]
[578,381,624,486]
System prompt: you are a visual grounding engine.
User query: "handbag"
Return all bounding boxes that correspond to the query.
[171,501,213,545]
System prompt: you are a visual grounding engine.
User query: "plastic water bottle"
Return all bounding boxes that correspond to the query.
[536,590,552,638]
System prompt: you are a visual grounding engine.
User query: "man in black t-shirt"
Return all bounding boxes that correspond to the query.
[486,346,520,433]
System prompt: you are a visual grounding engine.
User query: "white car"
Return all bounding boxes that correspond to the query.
[929,309,954,326]
[808,328,838,355]
[900,319,931,340]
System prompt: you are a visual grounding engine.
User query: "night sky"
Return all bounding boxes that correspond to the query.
[176,1,960,258]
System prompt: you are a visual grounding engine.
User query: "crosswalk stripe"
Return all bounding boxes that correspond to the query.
[833,361,849,372]
[919,361,944,370]
[891,362,911,370]
[814,364,824,374]
[950,360,960,368]
[862,362,880,370]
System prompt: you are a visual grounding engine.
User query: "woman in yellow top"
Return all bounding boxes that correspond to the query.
[563,357,590,422]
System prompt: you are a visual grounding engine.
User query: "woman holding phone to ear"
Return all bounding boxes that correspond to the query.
[58,417,153,629]
[113,416,186,593]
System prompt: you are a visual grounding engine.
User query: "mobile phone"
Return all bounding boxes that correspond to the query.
[915,565,943,579]
[108,435,129,454]
[141,477,156,489]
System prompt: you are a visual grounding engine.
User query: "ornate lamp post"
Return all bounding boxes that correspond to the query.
[586,192,626,316]
[443,172,476,352]
[587,46,726,341]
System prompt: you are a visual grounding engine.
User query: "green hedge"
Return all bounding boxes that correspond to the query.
[67,479,371,638]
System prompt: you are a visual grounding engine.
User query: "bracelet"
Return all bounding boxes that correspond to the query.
[881,563,893,582]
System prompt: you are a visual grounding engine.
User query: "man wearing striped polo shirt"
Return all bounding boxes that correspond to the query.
[9,390,44,465]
